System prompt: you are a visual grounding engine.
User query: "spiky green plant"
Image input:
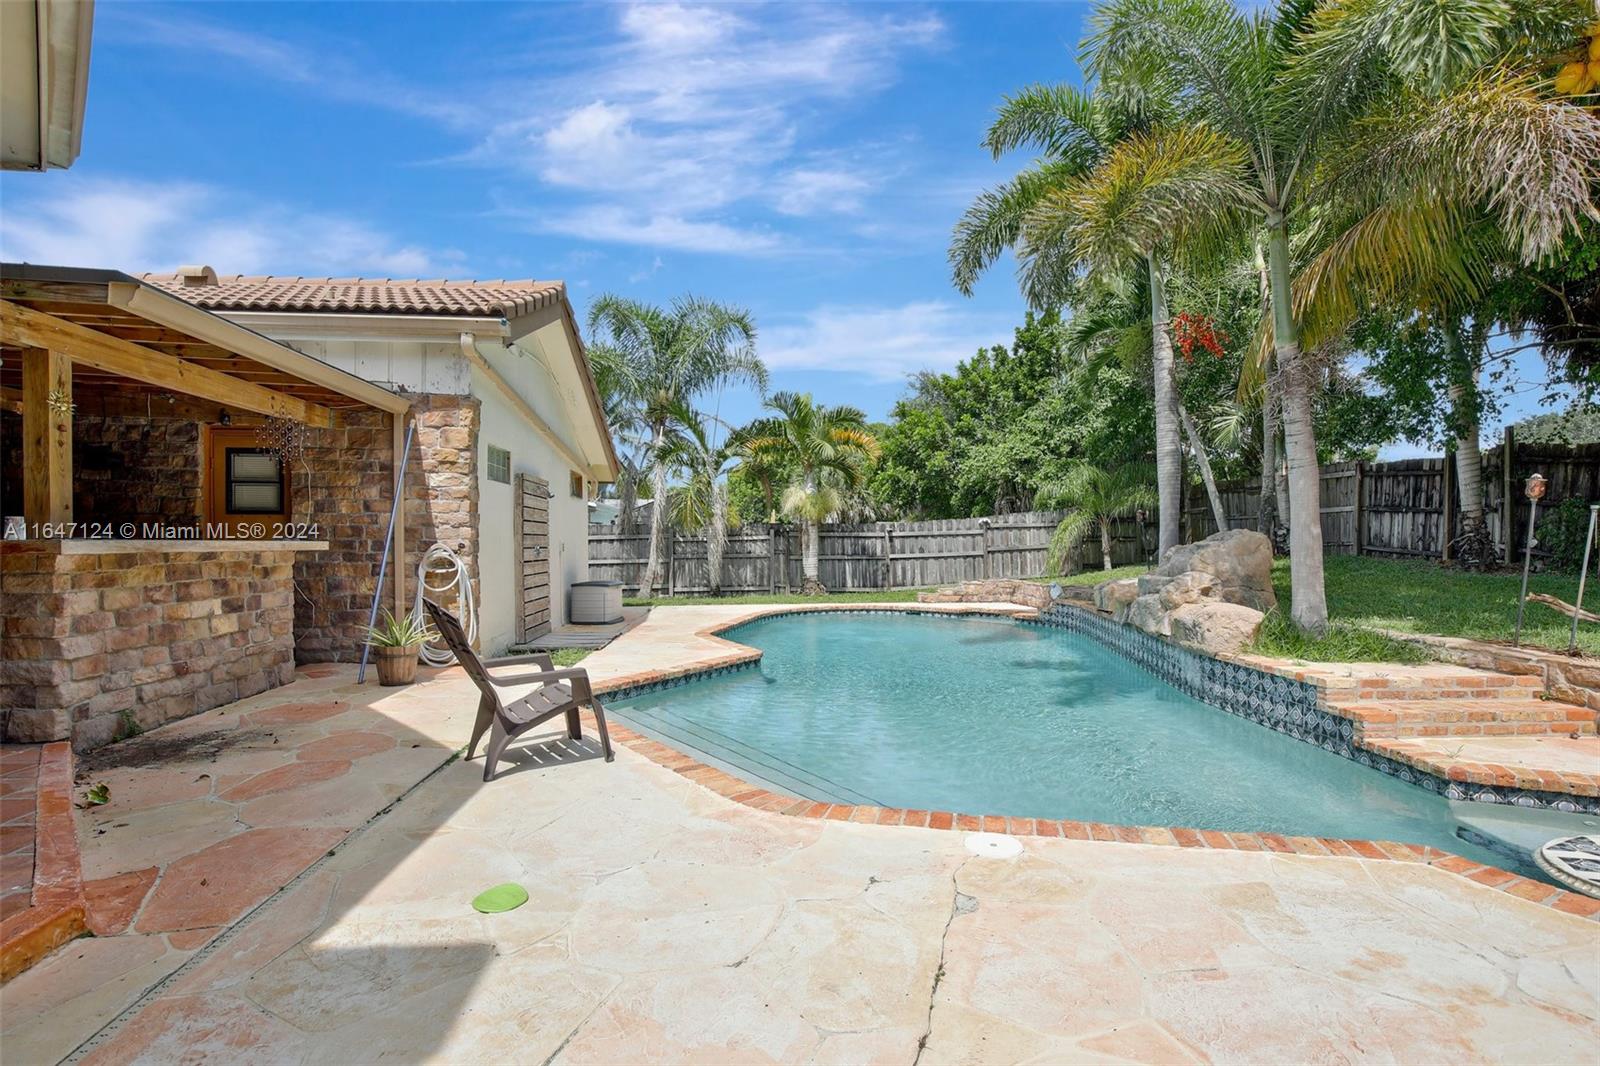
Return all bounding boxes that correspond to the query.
[1037,461,1159,573]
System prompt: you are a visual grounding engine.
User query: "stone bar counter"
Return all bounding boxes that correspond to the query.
[0,539,327,748]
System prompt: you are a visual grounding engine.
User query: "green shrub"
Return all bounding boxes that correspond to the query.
[1537,498,1597,572]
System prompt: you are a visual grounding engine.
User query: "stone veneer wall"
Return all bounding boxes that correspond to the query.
[288,408,394,661]
[404,394,481,641]
[288,394,480,662]
[0,412,202,528]
[0,545,297,748]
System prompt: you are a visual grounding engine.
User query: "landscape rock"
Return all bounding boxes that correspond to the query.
[916,579,1053,610]
[1094,579,1140,615]
[1155,529,1276,613]
[1158,572,1219,612]
[1126,594,1171,637]
[1056,584,1097,604]
[1169,602,1266,656]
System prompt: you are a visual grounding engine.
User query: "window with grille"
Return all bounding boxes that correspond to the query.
[487,445,511,484]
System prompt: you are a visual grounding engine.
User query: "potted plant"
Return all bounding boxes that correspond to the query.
[365,610,431,686]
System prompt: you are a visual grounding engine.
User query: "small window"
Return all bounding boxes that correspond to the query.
[570,471,586,498]
[487,445,511,484]
[226,449,284,513]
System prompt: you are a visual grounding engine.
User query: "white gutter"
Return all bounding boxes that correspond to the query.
[219,310,512,344]
[458,332,597,477]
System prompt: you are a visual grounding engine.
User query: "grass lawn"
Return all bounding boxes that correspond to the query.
[1267,555,1596,659]
[548,648,592,666]
[619,555,1594,663]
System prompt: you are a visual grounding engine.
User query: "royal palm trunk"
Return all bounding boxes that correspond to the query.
[641,423,668,594]
[1149,256,1183,559]
[1180,402,1228,533]
[1266,220,1328,633]
[1443,319,1489,567]
[707,482,728,594]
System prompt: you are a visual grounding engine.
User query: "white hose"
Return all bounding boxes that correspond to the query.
[413,542,476,666]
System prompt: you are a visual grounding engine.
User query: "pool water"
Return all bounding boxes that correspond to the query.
[611,612,1595,875]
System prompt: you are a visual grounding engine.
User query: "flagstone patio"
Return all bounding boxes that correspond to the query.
[0,602,1596,1064]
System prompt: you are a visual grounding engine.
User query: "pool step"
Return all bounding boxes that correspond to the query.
[1333,696,1597,739]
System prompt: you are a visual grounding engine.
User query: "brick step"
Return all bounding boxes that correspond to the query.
[1338,675,1546,702]
[1335,697,1597,739]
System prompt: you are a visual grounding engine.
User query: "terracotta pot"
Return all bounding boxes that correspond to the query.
[374,645,420,686]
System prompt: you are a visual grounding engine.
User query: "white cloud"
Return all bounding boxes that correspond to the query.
[95,3,949,257]
[773,167,873,216]
[0,177,463,277]
[761,302,1015,382]
[533,206,782,256]
[471,4,945,245]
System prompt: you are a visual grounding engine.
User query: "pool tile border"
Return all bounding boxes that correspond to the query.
[1033,604,1600,815]
[584,603,1600,920]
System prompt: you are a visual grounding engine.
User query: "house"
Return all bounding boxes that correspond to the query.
[0,263,617,750]
[140,268,619,652]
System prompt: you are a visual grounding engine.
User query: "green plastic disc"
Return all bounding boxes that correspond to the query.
[471,882,529,914]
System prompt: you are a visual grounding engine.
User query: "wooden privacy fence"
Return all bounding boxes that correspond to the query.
[1183,439,1600,563]
[588,510,1158,596]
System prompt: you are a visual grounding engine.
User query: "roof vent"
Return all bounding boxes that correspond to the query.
[176,265,218,287]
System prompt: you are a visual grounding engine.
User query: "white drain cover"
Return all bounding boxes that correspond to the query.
[965,832,1023,858]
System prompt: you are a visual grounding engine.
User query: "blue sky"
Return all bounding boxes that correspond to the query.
[0,1,1567,450]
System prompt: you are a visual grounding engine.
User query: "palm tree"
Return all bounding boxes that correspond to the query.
[1037,461,1158,573]
[587,295,766,595]
[1081,0,1598,632]
[1058,277,1233,534]
[742,392,881,595]
[730,434,790,523]
[658,402,741,595]
[1280,3,1598,568]
[949,84,1190,562]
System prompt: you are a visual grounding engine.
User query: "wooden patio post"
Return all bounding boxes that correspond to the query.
[22,348,72,530]
[1352,461,1365,557]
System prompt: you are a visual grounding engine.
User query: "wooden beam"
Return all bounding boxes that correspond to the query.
[22,348,72,528]
[1,300,333,428]
[392,412,408,616]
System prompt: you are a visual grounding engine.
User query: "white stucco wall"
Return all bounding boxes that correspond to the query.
[472,348,593,654]
[285,333,596,655]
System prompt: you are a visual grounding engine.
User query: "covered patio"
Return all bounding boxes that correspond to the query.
[1,264,414,749]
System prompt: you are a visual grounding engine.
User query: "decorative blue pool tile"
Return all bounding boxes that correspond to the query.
[1036,604,1600,817]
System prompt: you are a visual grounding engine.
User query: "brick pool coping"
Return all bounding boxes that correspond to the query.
[587,603,1600,921]
[0,742,88,982]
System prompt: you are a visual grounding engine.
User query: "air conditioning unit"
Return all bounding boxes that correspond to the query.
[570,580,624,625]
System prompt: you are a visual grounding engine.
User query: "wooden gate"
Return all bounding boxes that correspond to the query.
[514,474,551,641]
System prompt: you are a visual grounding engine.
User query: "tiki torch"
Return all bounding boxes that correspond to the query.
[1513,473,1547,646]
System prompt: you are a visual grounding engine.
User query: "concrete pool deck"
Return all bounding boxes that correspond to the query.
[1,602,1596,1063]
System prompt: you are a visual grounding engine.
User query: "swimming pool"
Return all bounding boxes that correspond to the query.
[609,611,1595,875]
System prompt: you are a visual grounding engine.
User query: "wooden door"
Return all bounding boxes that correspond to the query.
[205,427,290,538]
[514,473,551,639]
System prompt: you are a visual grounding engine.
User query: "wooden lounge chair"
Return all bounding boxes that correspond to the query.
[422,599,616,781]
